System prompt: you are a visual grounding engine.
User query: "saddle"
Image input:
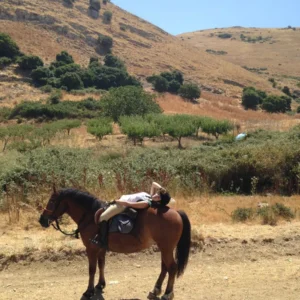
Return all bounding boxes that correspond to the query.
[94,206,138,234]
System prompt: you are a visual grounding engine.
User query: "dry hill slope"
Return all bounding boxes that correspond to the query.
[179,27,300,90]
[0,0,276,97]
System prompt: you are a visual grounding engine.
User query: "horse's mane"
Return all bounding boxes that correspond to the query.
[57,188,105,212]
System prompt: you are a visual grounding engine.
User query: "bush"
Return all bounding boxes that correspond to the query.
[282,86,291,96]
[47,90,63,104]
[100,86,162,122]
[232,207,254,222]
[87,118,113,140]
[104,54,125,69]
[60,72,84,91]
[89,0,101,11]
[217,33,232,39]
[153,76,169,93]
[168,80,181,94]
[103,11,113,23]
[0,33,20,59]
[54,63,81,77]
[31,67,53,85]
[261,95,291,113]
[242,87,263,110]
[17,55,44,71]
[98,34,113,50]
[55,51,74,66]
[0,57,12,69]
[178,83,201,101]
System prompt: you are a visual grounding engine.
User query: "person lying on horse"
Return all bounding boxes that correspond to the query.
[91,182,171,248]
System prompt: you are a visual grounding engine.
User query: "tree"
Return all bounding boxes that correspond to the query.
[89,0,101,11]
[161,115,195,148]
[103,11,113,23]
[87,118,113,140]
[56,51,74,66]
[0,33,20,59]
[60,72,84,91]
[242,87,262,110]
[54,119,81,135]
[261,95,291,113]
[31,67,53,85]
[282,86,291,97]
[54,63,81,77]
[178,83,201,101]
[104,54,125,69]
[201,119,233,139]
[153,76,169,93]
[168,80,181,94]
[100,86,162,122]
[17,55,44,71]
[120,116,161,145]
[98,34,113,51]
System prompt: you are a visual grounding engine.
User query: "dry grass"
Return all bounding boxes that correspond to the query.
[0,0,276,99]
[179,27,300,90]
[157,92,300,132]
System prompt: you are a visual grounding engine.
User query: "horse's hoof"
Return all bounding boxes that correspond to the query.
[81,290,95,299]
[95,283,105,291]
[147,292,159,300]
[161,291,174,300]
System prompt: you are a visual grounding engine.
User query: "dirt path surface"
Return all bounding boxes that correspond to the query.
[1,223,300,300]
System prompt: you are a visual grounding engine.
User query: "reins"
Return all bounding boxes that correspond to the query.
[51,213,92,239]
[52,219,80,239]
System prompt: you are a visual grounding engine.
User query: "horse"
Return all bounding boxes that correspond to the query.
[39,187,191,300]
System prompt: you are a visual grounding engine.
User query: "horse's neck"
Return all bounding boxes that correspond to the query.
[67,203,91,225]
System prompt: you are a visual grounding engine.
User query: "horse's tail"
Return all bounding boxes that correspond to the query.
[176,210,191,278]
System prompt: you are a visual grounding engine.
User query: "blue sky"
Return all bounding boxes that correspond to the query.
[113,0,299,35]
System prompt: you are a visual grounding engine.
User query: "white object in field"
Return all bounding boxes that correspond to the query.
[235,133,247,141]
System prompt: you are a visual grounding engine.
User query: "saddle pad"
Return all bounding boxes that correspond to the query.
[109,214,134,234]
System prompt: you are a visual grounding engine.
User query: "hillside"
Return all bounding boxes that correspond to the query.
[179,27,300,91]
[0,0,277,99]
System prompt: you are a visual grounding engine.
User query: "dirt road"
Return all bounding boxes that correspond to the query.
[1,224,300,300]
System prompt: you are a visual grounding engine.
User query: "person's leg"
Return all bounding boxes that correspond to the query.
[91,204,125,248]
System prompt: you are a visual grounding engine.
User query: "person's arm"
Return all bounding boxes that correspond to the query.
[116,199,150,209]
[150,181,162,196]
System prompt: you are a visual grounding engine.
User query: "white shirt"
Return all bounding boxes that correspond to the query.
[120,192,151,203]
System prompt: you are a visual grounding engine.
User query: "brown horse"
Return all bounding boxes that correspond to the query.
[39,188,191,300]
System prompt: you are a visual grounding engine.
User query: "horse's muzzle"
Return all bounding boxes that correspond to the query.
[39,214,51,228]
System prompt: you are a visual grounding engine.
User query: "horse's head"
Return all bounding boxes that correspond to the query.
[39,186,68,228]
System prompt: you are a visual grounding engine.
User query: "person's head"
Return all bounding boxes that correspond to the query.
[152,188,171,206]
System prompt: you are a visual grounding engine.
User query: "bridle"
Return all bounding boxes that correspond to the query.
[42,195,81,239]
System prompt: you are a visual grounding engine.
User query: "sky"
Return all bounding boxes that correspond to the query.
[112,0,300,35]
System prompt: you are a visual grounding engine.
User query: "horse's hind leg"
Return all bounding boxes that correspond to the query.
[95,249,106,291]
[160,250,177,300]
[147,260,167,299]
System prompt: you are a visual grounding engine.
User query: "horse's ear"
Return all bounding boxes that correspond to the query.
[52,183,58,195]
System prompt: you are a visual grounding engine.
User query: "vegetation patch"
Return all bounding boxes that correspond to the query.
[206,49,227,55]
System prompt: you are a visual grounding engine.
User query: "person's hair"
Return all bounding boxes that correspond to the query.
[159,190,171,206]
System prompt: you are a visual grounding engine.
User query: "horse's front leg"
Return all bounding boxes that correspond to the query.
[82,247,98,299]
[95,249,106,291]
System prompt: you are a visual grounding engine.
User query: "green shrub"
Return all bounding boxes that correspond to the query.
[31,67,53,85]
[168,80,181,94]
[55,51,74,66]
[153,76,169,93]
[54,63,81,77]
[98,34,113,50]
[282,86,291,96]
[47,90,63,104]
[0,57,12,69]
[103,11,113,23]
[87,118,113,140]
[272,203,295,220]
[104,54,125,69]
[261,95,291,113]
[242,87,263,110]
[232,207,254,222]
[60,72,84,91]
[120,24,126,31]
[178,83,201,101]
[17,55,44,71]
[217,33,232,39]
[89,0,101,11]
[0,33,20,58]
[100,86,162,122]
[257,207,278,225]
